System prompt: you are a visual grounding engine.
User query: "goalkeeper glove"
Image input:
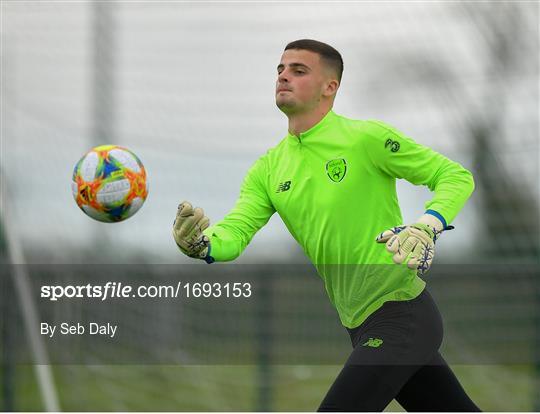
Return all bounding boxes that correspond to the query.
[172,201,214,263]
[375,214,451,275]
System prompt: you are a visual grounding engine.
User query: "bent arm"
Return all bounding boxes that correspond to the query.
[364,120,475,227]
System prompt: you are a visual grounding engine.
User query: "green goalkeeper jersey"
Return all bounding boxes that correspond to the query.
[204,110,474,328]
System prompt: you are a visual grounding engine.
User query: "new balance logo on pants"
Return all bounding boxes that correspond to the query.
[362,338,383,348]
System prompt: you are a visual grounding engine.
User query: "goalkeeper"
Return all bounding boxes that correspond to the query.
[173,39,480,411]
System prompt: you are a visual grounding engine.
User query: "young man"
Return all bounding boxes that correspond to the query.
[173,39,480,411]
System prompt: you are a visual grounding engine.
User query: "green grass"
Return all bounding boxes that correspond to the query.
[4,364,537,411]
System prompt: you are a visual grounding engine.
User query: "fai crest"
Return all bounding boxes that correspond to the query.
[326,158,347,183]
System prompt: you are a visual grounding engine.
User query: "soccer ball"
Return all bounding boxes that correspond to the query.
[72,145,149,223]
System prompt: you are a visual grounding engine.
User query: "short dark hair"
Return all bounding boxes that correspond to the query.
[285,39,343,81]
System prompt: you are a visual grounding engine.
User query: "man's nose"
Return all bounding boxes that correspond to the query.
[278,70,289,83]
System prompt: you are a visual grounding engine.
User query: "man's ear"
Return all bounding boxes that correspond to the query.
[323,79,339,97]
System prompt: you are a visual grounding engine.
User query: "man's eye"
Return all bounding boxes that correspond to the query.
[295,70,305,74]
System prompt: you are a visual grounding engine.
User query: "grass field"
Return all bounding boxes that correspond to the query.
[7,363,537,411]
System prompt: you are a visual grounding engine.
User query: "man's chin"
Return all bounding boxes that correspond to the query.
[276,99,297,114]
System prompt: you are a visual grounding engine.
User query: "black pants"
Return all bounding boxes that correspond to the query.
[318,288,481,412]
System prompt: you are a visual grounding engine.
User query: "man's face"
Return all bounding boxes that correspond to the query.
[275,49,332,114]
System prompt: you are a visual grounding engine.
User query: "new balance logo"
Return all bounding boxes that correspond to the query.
[276,181,291,193]
[362,338,383,348]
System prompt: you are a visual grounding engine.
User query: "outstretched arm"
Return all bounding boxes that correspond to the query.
[173,156,276,263]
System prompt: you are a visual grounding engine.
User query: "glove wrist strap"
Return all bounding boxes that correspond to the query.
[202,245,215,264]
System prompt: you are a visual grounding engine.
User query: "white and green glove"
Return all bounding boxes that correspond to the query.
[375,214,451,275]
[173,201,214,263]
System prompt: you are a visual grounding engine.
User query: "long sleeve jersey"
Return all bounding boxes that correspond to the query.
[203,110,474,328]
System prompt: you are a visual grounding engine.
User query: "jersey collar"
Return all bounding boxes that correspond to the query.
[287,110,337,143]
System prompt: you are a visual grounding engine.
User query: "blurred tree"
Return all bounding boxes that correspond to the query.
[463,2,539,261]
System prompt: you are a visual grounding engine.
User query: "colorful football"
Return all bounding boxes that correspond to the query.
[72,145,149,223]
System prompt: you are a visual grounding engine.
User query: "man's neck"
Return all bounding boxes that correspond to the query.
[288,107,332,137]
